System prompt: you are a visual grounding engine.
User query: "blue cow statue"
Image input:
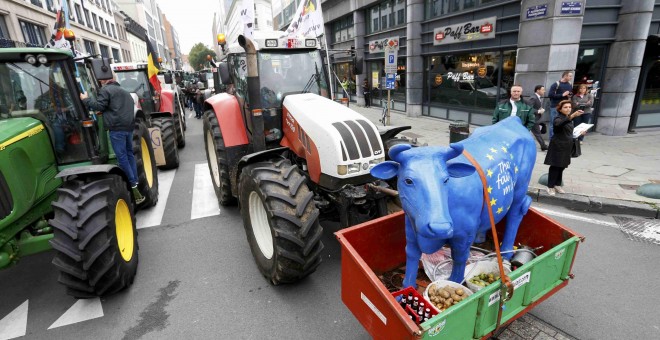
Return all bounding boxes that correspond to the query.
[371,116,536,289]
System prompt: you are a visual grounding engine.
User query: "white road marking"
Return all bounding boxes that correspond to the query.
[48,298,103,330]
[533,207,618,228]
[191,163,220,220]
[137,169,177,229]
[188,112,193,119]
[0,300,28,340]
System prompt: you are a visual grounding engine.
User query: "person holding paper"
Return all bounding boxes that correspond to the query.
[571,84,594,144]
[543,100,586,196]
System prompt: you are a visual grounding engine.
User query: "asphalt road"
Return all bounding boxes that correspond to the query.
[1,109,657,340]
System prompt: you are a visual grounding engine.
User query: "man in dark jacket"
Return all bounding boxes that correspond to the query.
[527,85,548,151]
[492,84,535,131]
[80,76,145,204]
[547,71,573,139]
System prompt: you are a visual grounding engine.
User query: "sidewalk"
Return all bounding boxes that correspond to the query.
[350,105,660,219]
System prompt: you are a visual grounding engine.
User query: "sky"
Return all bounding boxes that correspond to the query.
[157,0,220,55]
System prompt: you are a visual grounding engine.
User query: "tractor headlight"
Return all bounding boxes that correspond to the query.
[348,163,361,174]
[369,157,385,166]
[337,165,348,175]
[37,54,48,64]
[25,54,37,64]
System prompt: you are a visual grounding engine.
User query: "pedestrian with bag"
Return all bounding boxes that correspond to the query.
[492,84,535,130]
[527,85,549,151]
[80,74,145,204]
[547,71,574,139]
[544,100,586,196]
[362,79,371,108]
[571,84,594,144]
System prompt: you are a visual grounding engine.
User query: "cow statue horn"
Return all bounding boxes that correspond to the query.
[388,144,412,162]
[445,143,464,160]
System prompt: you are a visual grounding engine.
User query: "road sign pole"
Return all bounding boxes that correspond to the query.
[387,89,391,126]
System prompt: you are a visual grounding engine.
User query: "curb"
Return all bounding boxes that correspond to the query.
[527,187,659,219]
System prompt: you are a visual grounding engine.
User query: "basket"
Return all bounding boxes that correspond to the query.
[423,279,474,303]
[464,260,511,292]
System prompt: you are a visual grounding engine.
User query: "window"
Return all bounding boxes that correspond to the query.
[74,4,83,24]
[84,9,92,28]
[333,16,354,43]
[83,39,96,55]
[111,24,117,39]
[99,44,109,58]
[92,13,99,31]
[100,19,107,34]
[46,0,56,13]
[112,48,121,62]
[368,1,405,34]
[106,21,111,37]
[426,0,492,19]
[19,20,47,46]
[0,15,10,39]
[637,61,660,127]
[426,50,514,111]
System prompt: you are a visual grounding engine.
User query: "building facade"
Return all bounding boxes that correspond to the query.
[116,0,168,65]
[221,0,274,47]
[162,14,182,70]
[311,0,660,135]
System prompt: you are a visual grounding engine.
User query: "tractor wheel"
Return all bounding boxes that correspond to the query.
[203,110,235,206]
[133,121,159,208]
[151,117,180,170]
[239,159,324,284]
[172,98,186,148]
[49,174,138,298]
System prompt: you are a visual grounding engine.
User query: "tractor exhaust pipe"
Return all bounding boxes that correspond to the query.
[238,34,266,152]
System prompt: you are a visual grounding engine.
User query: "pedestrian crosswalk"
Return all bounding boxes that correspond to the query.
[136,163,221,229]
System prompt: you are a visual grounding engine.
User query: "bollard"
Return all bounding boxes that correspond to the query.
[449,120,470,143]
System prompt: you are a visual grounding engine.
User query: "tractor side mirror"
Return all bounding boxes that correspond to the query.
[164,73,173,84]
[90,58,113,80]
[353,57,363,76]
[218,63,231,85]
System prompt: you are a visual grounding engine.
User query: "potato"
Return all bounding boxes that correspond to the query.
[455,288,464,296]
[440,290,450,299]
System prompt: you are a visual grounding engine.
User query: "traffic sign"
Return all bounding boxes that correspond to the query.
[384,45,397,75]
[385,73,396,90]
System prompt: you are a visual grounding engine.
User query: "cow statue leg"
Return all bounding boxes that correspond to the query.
[501,194,533,260]
[403,216,423,289]
[447,236,471,283]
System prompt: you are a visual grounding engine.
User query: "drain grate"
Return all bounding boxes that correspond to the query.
[619,184,640,190]
[613,216,660,245]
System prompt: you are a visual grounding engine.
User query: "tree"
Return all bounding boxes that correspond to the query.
[188,43,216,71]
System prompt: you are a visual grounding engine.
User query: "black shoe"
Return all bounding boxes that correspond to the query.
[541,146,548,151]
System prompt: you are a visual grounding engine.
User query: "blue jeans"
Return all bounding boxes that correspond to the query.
[110,130,138,187]
[549,108,558,139]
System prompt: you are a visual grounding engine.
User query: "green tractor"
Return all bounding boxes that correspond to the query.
[0,47,159,298]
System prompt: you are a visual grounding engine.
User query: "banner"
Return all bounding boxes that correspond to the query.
[47,0,71,49]
[283,0,324,38]
[241,0,255,40]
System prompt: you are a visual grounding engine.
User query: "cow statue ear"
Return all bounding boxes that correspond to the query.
[370,161,399,180]
[446,162,476,178]
[388,144,412,162]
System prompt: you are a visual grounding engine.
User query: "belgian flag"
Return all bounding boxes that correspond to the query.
[146,40,161,94]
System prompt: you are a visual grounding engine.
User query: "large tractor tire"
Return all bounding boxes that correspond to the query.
[133,121,159,208]
[151,117,179,170]
[49,174,138,298]
[239,159,324,284]
[203,110,235,206]
[172,98,186,148]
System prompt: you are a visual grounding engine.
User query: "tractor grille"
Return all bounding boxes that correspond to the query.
[332,120,383,161]
[0,171,13,220]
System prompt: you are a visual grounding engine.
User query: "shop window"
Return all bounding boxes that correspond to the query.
[574,47,605,92]
[112,48,121,63]
[0,15,9,39]
[368,0,406,34]
[639,61,660,118]
[99,44,110,59]
[19,20,47,47]
[333,16,354,43]
[427,50,513,111]
[83,39,97,55]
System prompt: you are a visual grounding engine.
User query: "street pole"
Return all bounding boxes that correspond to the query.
[387,89,391,126]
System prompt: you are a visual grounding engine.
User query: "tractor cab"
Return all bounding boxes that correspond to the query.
[218,32,329,148]
[112,62,161,115]
[0,49,105,165]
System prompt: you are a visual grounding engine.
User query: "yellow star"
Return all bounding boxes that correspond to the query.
[486,154,494,161]
[497,207,504,214]
[490,198,497,206]
[515,166,519,173]
[487,169,494,177]
[510,153,514,159]
[489,148,498,153]
[487,186,493,194]
[501,146,508,153]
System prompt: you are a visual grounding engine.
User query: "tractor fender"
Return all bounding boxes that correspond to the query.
[159,89,175,114]
[232,147,288,195]
[56,165,131,190]
[205,93,249,147]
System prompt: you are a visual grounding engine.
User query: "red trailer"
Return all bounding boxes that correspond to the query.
[335,209,583,339]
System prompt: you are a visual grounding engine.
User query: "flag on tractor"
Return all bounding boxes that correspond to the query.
[283,0,324,38]
[48,0,71,49]
[146,41,161,93]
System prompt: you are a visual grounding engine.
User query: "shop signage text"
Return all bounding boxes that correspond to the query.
[560,2,582,15]
[433,17,497,46]
[446,72,475,82]
[526,4,548,19]
[369,36,399,53]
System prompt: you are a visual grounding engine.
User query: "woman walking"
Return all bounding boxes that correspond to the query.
[544,100,586,196]
[571,84,594,144]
